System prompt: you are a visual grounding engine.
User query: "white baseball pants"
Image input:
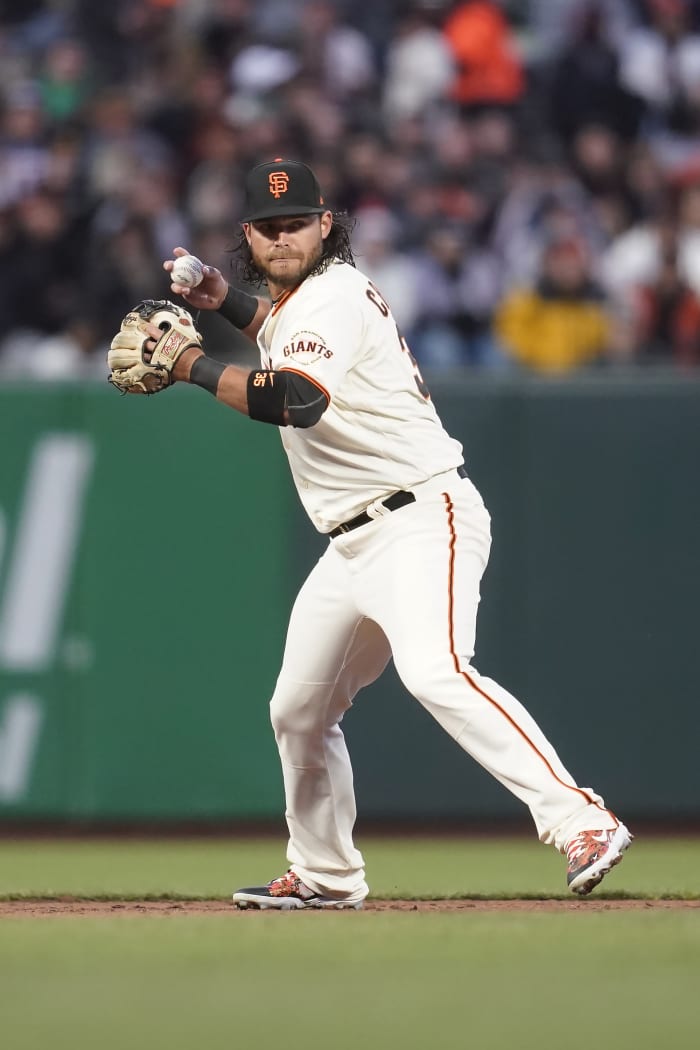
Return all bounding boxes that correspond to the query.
[270,468,617,902]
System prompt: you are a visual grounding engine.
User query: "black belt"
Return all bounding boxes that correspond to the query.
[329,466,467,539]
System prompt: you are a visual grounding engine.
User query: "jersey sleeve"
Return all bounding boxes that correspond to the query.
[273,282,364,401]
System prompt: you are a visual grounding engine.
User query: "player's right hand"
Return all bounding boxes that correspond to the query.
[163,247,228,311]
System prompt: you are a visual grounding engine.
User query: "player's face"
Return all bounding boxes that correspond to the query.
[244,213,332,291]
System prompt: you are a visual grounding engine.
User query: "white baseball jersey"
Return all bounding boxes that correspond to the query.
[256,260,464,532]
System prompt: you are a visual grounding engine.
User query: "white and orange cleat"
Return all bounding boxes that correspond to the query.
[232,869,364,910]
[564,824,633,895]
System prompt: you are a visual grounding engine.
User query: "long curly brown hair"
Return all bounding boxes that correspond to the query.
[231,212,356,287]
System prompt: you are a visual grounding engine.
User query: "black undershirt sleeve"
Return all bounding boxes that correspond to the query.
[284,371,329,428]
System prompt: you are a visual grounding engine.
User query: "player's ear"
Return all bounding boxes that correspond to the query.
[320,211,333,240]
[242,222,252,245]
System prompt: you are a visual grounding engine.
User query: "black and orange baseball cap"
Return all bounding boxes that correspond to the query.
[241,159,327,222]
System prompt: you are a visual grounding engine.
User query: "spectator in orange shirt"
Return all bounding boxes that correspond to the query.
[442,0,525,109]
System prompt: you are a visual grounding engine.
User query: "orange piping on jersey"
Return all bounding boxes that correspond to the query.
[271,284,303,316]
[279,367,331,404]
[441,492,610,817]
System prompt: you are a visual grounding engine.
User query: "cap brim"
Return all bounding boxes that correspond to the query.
[241,205,327,223]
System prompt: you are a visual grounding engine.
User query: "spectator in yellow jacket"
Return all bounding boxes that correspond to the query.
[494,236,612,372]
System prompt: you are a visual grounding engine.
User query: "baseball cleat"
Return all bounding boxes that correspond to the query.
[232,869,363,910]
[564,823,633,895]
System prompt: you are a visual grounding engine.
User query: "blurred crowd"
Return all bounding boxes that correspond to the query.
[2,0,700,379]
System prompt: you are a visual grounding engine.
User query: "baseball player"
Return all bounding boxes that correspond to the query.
[109,159,632,908]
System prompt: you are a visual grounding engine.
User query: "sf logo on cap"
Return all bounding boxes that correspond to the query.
[269,171,289,198]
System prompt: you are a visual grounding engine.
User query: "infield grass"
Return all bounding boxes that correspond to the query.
[1,836,698,1050]
[0,833,697,899]
[2,910,699,1050]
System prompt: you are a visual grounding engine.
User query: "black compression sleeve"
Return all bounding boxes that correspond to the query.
[246,370,330,427]
[217,285,258,329]
[247,370,287,425]
[190,356,227,395]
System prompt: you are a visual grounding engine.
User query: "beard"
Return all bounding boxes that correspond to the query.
[255,245,323,289]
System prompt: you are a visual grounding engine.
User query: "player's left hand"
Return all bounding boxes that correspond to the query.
[107,299,203,395]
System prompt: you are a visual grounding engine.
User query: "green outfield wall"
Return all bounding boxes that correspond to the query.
[0,374,698,823]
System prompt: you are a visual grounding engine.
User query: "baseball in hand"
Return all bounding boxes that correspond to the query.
[171,255,204,288]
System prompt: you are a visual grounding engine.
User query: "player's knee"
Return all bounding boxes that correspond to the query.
[269,678,329,737]
[269,689,300,737]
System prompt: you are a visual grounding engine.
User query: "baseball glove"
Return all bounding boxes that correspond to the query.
[108,299,203,395]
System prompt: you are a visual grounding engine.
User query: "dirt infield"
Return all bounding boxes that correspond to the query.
[1,898,698,917]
